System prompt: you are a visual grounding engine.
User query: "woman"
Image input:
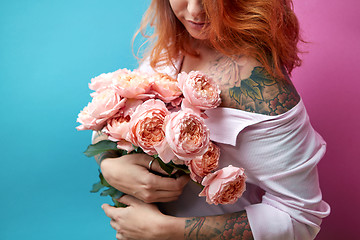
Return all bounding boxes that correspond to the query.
[95,0,330,239]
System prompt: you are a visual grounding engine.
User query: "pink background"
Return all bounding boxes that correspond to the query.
[292,0,360,239]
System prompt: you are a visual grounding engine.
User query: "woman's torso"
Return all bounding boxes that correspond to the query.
[138,45,326,219]
[156,49,314,217]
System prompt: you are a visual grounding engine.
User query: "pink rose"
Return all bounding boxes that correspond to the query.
[150,73,182,104]
[102,115,131,142]
[116,139,135,153]
[187,141,220,183]
[89,68,131,93]
[128,99,170,155]
[178,71,221,110]
[101,99,143,141]
[122,99,143,117]
[76,105,106,131]
[112,71,154,99]
[87,88,126,120]
[102,102,143,153]
[199,165,246,205]
[158,109,210,163]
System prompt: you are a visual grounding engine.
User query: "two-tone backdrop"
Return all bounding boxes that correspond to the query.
[1,0,358,239]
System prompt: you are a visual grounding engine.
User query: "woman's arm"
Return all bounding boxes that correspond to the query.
[102,195,253,240]
[92,133,252,239]
[184,211,253,240]
[92,131,190,203]
[207,55,300,115]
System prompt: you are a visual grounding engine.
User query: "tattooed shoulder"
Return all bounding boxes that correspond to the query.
[207,55,300,116]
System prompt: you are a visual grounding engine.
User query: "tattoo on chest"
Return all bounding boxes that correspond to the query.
[207,56,300,116]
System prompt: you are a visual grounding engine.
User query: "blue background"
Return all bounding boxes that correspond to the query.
[0,0,150,239]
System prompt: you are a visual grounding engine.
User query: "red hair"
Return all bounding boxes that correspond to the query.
[135,0,302,79]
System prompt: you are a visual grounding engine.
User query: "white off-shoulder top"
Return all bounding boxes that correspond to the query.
[140,59,331,240]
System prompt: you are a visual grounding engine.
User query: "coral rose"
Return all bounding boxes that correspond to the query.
[178,71,221,110]
[102,115,131,142]
[187,141,220,183]
[159,109,210,163]
[128,99,170,155]
[199,165,246,205]
[103,109,141,153]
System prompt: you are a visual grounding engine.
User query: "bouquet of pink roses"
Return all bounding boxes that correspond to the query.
[76,68,246,206]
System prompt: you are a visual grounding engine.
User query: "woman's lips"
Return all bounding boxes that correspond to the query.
[187,20,207,30]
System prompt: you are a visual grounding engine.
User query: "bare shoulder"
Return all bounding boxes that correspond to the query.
[207,55,300,116]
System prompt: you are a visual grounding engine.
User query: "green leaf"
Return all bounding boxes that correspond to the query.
[99,173,111,187]
[172,163,191,174]
[250,67,277,86]
[112,198,127,208]
[229,67,279,104]
[229,86,242,105]
[90,181,105,193]
[83,140,118,157]
[133,145,145,154]
[240,78,263,101]
[100,187,118,197]
[156,157,175,176]
[112,190,125,199]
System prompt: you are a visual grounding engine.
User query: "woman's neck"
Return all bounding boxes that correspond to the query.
[180,40,219,73]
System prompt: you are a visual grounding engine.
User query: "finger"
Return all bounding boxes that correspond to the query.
[129,154,169,176]
[134,156,169,176]
[151,173,190,191]
[148,159,170,175]
[116,232,124,240]
[117,194,146,207]
[141,184,193,202]
[110,219,118,231]
[153,194,183,203]
[130,153,154,164]
[102,204,117,219]
[176,174,191,187]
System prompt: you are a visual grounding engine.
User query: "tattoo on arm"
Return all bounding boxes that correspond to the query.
[185,211,254,240]
[208,55,300,116]
[227,67,300,115]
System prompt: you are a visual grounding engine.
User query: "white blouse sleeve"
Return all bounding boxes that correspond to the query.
[244,155,330,240]
[205,101,331,240]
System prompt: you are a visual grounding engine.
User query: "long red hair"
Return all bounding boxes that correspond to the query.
[134,0,302,79]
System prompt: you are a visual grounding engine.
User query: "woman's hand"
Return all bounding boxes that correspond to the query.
[102,195,184,240]
[100,153,190,203]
